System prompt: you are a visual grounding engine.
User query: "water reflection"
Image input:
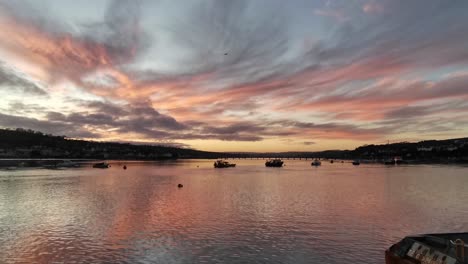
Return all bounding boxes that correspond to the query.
[1,160,468,263]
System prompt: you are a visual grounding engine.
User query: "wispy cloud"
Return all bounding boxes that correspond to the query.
[0,62,47,95]
[0,0,468,151]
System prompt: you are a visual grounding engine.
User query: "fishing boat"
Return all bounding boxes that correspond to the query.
[385,233,468,263]
[311,159,321,166]
[214,160,236,168]
[92,162,110,168]
[265,159,284,167]
[352,160,360,165]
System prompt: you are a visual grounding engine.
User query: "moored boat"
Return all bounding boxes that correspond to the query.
[214,160,236,168]
[93,162,110,168]
[352,160,360,165]
[385,233,468,264]
[265,159,284,167]
[311,159,321,166]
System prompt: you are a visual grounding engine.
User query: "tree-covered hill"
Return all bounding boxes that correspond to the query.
[0,128,219,159]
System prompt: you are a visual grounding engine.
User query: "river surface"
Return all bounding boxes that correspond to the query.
[0,160,467,264]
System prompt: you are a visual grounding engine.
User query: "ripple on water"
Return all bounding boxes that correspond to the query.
[1,162,468,264]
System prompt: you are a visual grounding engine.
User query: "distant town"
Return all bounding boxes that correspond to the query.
[1,128,468,166]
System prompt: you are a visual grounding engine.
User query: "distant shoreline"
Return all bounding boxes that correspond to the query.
[1,158,467,169]
[1,128,468,165]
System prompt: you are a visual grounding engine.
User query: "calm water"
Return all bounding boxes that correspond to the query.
[1,160,467,264]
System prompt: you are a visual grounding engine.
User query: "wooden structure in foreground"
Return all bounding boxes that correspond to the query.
[385,233,467,264]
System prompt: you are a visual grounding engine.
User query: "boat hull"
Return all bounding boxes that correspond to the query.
[214,164,236,168]
[214,160,236,168]
[265,163,283,167]
[265,160,284,167]
[385,233,466,264]
[385,249,414,264]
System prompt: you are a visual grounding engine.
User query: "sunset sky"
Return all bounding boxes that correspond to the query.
[0,0,467,152]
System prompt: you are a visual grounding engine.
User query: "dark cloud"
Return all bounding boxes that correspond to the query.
[85,101,127,116]
[57,112,116,127]
[18,98,396,142]
[303,141,316,146]
[7,101,48,115]
[1,101,189,141]
[73,101,264,141]
[302,72,468,113]
[384,103,461,122]
[384,106,429,120]
[0,63,47,96]
[45,101,187,136]
[0,113,100,138]
[86,101,187,130]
